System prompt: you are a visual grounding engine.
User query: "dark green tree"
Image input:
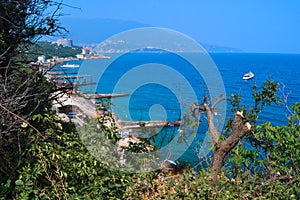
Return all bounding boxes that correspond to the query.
[0,1,66,196]
[0,0,64,69]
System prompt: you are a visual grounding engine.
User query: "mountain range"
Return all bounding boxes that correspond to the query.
[60,18,242,53]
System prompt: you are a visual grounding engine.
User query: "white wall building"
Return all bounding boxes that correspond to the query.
[37,55,46,63]
[55,38,73,47]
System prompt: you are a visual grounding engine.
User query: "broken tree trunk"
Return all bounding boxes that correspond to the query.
[198,102,251,186]
[210,111,251,185]
[193,97,251,185]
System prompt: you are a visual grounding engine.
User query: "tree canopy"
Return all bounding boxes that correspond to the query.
[0,0,64,68]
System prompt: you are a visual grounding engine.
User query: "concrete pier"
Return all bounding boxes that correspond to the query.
[118,120,182,130]
[82,93,130,99]
[47,71,78,75]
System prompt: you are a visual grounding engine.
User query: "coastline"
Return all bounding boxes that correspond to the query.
[31,53,111,71]
[53,92,181,136]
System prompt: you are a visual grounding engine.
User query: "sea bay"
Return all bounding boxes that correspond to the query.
[57,52,300,166]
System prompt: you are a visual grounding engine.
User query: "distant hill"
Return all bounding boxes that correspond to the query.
[61,18,242,52]
[61,18,150,46]
[26,42,81,62]
[201,43,242,53]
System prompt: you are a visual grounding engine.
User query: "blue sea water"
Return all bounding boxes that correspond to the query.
[56,53,300,166]
[212,53,300,125]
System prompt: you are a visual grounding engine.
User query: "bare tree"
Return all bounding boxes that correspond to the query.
[193,97,251,185]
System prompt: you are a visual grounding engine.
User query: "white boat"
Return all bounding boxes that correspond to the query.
[60,64,80,68]
[243,71,254,80]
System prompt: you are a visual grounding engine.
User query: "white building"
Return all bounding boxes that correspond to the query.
[76,54,85,60]
[37,55,46,63]
[55,38,73,47]
[82,47,92,55]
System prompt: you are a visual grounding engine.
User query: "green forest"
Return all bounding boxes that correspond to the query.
[26,42,82,62]
[0,1,299,199]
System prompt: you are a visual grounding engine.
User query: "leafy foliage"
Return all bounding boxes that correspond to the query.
[127,168,300,200]
[228,80,281,126]
[226,83,300,198]
[10,111,132,199]
[0,0,65,187]
[0,67,56,188]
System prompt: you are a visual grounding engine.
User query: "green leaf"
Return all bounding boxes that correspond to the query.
[15,180,23,186]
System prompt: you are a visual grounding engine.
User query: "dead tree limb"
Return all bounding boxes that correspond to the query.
[194,97,251,186]
[210,111,251,185]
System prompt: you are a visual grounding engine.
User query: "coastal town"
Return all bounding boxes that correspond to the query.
[37,38,182,140]
[30,38,110,71]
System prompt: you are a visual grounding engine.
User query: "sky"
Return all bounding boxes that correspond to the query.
[61,0,300,53]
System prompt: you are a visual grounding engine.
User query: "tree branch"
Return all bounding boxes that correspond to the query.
[211,97,230,110]
[203,103,220,146]
[0,103,44,139]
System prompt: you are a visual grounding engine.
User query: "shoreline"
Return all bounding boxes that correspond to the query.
[53,93,181,135]
[31,53,111,71]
